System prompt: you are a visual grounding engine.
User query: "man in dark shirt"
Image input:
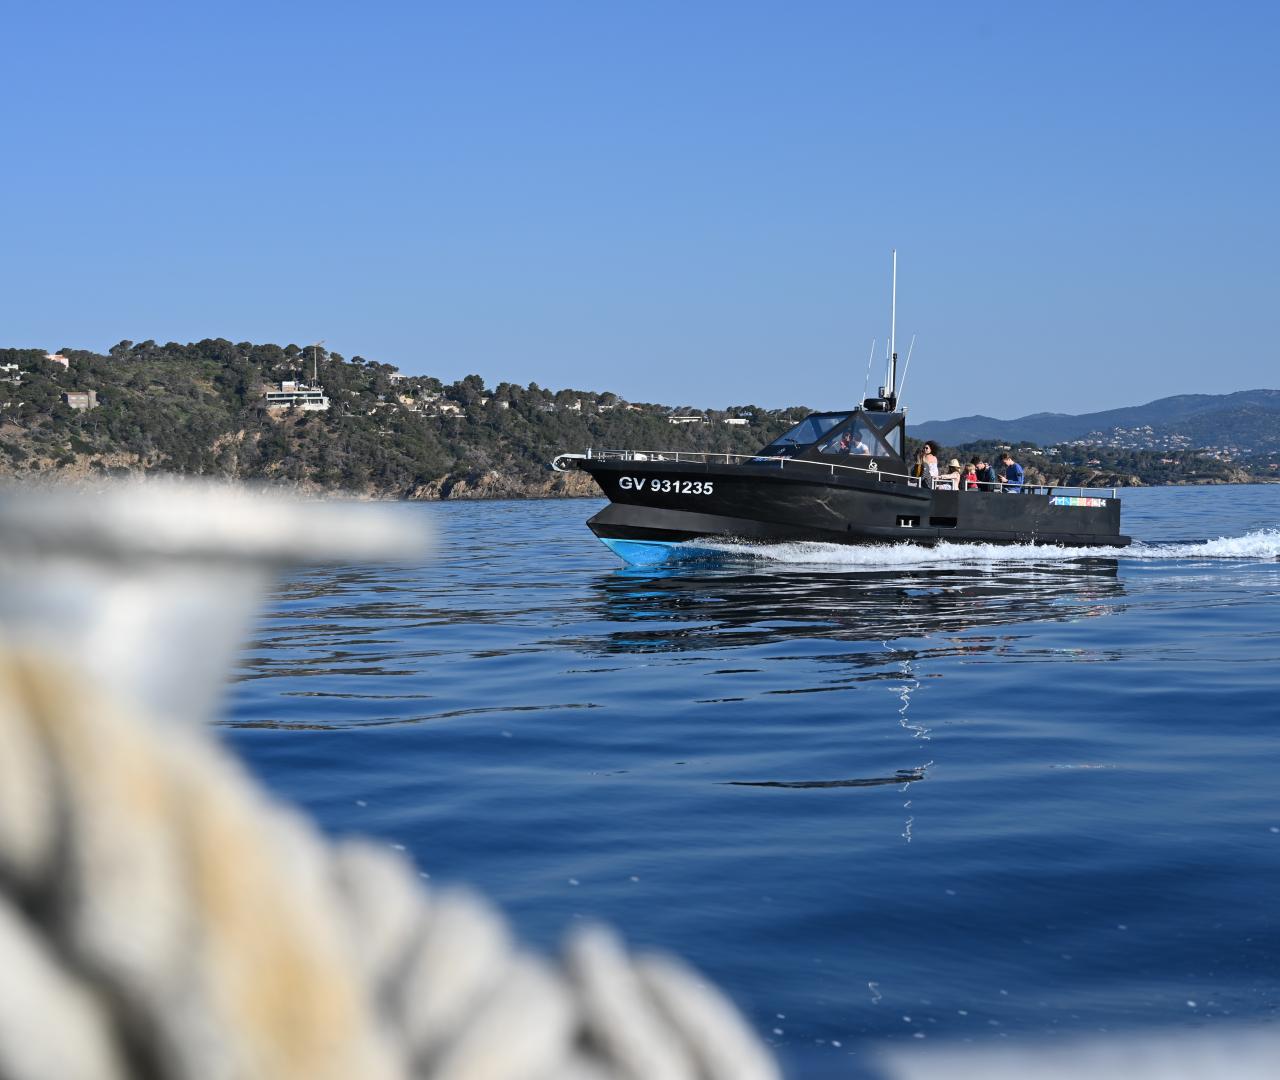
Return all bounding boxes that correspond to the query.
[974,457,997,491]
[1000,452,1025,493]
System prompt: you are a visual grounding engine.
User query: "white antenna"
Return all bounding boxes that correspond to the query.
[862,338,877,402]
[889,249,898,399]
[896,334,918,409]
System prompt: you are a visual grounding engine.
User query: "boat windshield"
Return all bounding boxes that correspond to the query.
[817,419,896,458]
[760,413,848,454]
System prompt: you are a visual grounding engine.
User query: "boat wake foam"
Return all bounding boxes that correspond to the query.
[683,528,1280,568]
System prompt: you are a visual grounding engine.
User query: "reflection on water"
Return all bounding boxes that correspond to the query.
[230,556,1126,732]
[588,558,1124,653]
[726,770,926,789]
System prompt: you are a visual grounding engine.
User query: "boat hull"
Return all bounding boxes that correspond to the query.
[577,459,1130,555]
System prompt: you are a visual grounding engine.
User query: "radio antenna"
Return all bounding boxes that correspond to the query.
[862,338,877,403]
[888,249,898,405]
[896,334,917,410]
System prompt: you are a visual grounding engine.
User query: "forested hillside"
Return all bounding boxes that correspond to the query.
[939,440,1254,489]
[1,339,1271,496]
[0,340,794,497]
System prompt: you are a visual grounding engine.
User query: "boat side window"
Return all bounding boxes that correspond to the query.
[818,421,892,458]
[761,413,848,454]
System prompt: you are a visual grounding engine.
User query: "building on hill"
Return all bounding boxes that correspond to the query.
[264,381,330,411]
[1,363,20,385]
[63,390,98,411]
[45,353,69,370]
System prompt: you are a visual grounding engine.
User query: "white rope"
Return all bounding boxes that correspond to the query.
[0,650,779,1080]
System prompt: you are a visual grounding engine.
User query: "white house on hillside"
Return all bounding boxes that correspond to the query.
[264,381,330,411]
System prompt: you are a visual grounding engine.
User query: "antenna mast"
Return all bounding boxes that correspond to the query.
[897,334,917,409]
[888,250,898,406]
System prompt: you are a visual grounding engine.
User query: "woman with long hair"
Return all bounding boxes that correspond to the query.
[921,442,940,486]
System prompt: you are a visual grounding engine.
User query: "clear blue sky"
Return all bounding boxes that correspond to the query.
[4,1,1276,421]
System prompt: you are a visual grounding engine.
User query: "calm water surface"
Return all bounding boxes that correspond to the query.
[226,485,1280,1075]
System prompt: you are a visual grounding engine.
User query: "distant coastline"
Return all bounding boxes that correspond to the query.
[2,340,1276,497]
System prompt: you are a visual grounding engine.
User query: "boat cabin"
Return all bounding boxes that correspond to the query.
[752,407,908,474]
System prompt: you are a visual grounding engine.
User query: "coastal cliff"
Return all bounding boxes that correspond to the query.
[405,469,600,501]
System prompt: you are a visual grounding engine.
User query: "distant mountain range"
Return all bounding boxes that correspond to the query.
[913,389,1280,453]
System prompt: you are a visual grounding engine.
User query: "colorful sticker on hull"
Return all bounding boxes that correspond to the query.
[1050,496,1108,508]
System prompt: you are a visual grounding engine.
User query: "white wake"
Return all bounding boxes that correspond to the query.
[683,528,1280,568]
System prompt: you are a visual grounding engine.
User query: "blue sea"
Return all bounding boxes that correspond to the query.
[225,485,1280,1076]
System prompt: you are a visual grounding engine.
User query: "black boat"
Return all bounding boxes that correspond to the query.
[552,256,1130,564]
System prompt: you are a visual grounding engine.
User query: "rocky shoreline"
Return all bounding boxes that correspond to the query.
[404,469,599,501]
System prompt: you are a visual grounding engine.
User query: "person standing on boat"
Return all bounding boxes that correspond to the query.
[974,456,997,491]
[938,458,962,490]
[921,442,940,486]
[1000,452,1025,493]
[963,459,980,491]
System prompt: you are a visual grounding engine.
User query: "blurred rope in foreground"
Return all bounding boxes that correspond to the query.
[0,648,778,1080]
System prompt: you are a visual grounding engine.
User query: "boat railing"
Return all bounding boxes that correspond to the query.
[554,449,1119,500]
